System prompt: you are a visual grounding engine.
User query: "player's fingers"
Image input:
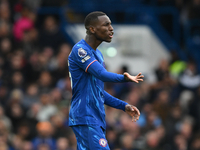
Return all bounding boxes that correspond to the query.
[137,79,143,81]
[138,75,144,78]
[132,106,140,116]
[136,115,140,120]
[132,116,136,122]
[137,72,142,76]
[132,116,134,122]
[130,106,134,111]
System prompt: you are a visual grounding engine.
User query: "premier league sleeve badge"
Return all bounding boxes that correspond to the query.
[78,48,87,58]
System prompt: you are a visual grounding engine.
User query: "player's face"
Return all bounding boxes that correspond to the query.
[93,15,114,42]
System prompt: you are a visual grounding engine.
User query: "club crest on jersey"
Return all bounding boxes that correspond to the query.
[99,138,107,147]
[78,48,87,58]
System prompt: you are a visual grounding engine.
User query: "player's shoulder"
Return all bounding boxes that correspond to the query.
[96,48,103,57]
[72,40,89,51]
[96,49,102,54]
[71,40,92,58]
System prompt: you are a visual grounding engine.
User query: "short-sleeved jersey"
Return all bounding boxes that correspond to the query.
[68,39,127,129]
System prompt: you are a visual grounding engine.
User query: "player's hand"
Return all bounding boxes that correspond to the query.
[125,104,140,122]
[124,72,144,83]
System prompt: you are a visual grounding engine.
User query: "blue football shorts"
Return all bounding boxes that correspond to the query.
[72,125,110,150]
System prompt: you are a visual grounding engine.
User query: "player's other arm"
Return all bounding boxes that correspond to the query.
[104,91,140,122]
[87,61,144,83]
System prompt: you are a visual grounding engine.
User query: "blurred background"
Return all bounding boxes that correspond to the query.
[0,0,200,150]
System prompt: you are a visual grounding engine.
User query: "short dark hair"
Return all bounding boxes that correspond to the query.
[84,11,106,30]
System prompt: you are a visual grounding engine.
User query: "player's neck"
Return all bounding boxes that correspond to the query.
[85,35,102,50]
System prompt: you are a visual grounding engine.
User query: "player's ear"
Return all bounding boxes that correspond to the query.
[89,26,95,34]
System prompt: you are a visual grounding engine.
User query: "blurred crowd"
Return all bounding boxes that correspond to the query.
[0,0,200,150]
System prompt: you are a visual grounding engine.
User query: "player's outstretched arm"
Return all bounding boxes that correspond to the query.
[124,72,144,83]
[125,104,140,122]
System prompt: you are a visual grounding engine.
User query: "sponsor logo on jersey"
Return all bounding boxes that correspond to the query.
[78,48,87,58]
[99,138,107,147]
[81,55,91,63]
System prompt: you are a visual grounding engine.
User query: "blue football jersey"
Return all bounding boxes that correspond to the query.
[68,39,128,129]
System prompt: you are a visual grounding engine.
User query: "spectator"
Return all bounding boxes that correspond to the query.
[26,102,41,122]
[0,1,11,23]
[15,121,35,141]
[37,71,53,94]
[173,134,188,150]
[138,104,162,134]
[5,93,26,132]
[106,127,118,150]
[0,143,10,150]
[50,53,68,85]
[188,86,200,126]
[186,0,200,20]
[9,71,24,91]
[0,21,11,38]
[190,135,200,150]
[144,130,162,150]
[152,89,171,123]
[0,86,8,107]
[0,38,12,59]
[165,104,183,145]
[32,121,56,150]
[49,113,70,138]
[23,51,42,83]
[22,83,40,109]
[37,144,51,150]
[4,50,26,86]
[0,120,12,149]
[13,7,35,42]
[178,60,200,93]
[0,105,12,132]
[21,141,33,150]
[56,76,72,101]
[25,0,41,11]
[50,88,63,104]
[50,43,71,84]
[21,28,39,58]
[36,93,58,122]
[119,133,134,150]
[38,16,65,51]
[56,137,73,150]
